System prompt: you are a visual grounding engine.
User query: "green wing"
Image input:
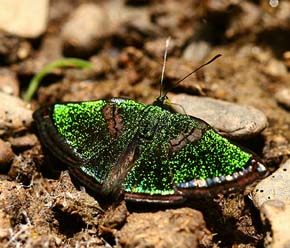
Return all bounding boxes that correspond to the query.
[123,105,252,196]
[34,99,263,201]
[34,98,146,185]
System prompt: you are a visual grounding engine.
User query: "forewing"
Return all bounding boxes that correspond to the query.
[33,98,146,185]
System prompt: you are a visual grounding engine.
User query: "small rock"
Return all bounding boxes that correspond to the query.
[62,3,111,56]
[0,68,19,96]
[0,92,32,135]
[260,200,290,248]
[17,41,32,60]
[182,41,211,63]
[0,0,49,38]
[8,134,38,148]
[253,159,290,208]
[275,88,290,110]
[171,94,268,139]
[0,139,14,170]
[265,60,288,77]
[253,159,290,248]
[204,0,235,12]
[116,208,212,248]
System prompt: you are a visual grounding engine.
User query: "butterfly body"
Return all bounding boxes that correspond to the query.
[33,97,267,204]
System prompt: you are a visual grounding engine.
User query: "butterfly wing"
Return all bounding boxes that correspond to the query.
[123,106,267,203]
[34,99,267,203]
[33,98,146,188]
[170,129,267,197]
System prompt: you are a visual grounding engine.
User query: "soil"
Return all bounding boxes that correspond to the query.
[0,0,290,247]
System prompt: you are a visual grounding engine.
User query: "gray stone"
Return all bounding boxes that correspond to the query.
[170,94,268,139]
[0,68,19,96]
[260,200,290,248]
[61,3,111,55]
[275,88,290,110]
[0,92,32,135]
[253,159,290,208]
[182,41,211,63]
[0,0,49,38]
[253,159,290,248]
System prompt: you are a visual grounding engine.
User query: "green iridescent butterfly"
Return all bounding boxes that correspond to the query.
[33,54,267,204]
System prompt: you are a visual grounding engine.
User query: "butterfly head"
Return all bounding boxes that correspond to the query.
[153,38,221,110]
[153,94,171,108]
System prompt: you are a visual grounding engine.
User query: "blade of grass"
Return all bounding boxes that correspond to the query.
[23,58,93,102]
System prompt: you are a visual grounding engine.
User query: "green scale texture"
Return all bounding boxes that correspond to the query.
[53,100,146,184]
[52,99,251,196]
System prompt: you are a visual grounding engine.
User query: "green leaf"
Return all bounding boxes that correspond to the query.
[23,58,93,102]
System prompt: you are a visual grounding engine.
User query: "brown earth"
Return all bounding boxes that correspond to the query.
[0,0,290,247]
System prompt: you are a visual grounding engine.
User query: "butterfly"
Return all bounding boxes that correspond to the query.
[33,54,267,204]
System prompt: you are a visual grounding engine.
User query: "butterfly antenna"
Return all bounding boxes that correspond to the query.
[160,37,171,98]
[162,54,222,97]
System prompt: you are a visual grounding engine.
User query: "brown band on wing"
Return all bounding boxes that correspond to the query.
[102,104,123,139]
[169,128,203,153]
[101,139,139,198]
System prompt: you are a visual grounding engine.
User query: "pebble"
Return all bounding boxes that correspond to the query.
[203,0,232,12]
[265,60,288,77]
[182,41,211,63]
[171,94,268,139]
[275,88,290,110]
[116,208,212,247]
[0,0,49,38]
[8,134,38,148]
[253,159,290,208]
[61,3,111,56]
[260,200,290,248]
[0,68,20,96]
[0,139,14,170]
[0,92,32,135]
[253,159,290,248]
